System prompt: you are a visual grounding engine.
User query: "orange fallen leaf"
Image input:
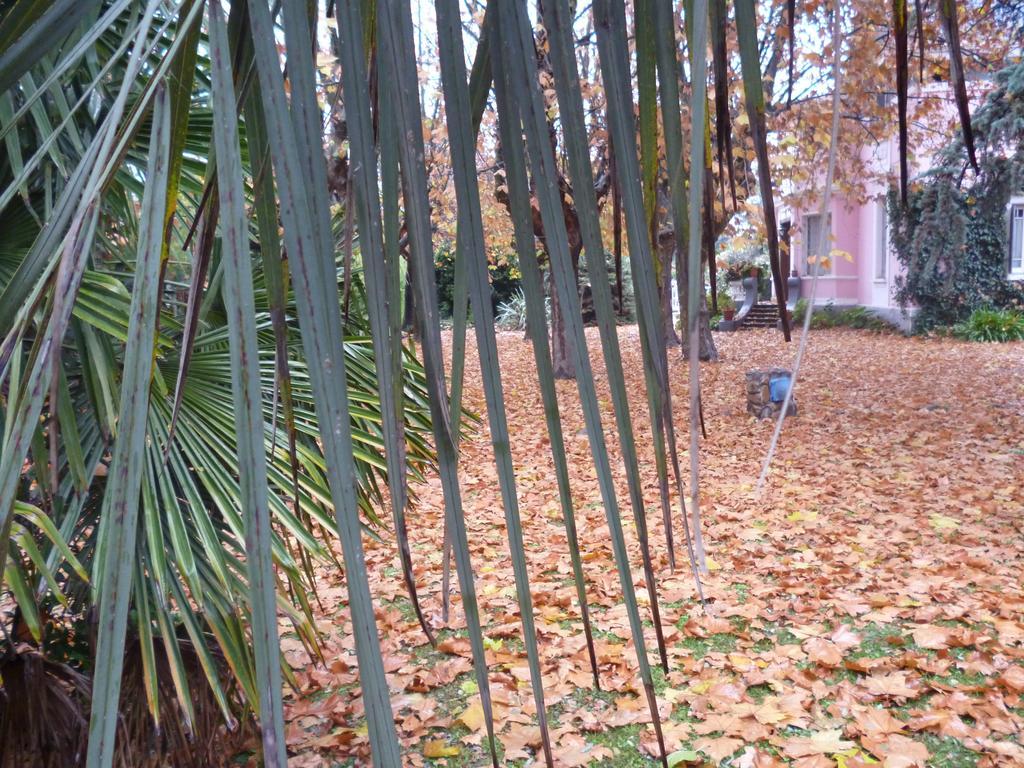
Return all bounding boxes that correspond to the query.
[863,672,921,699]
[804,637,843,667]
[862,734,929,767]
[998,664,1024,692]
[694,735,744,762]
[456,702,486,732]
[910,624,950,650]
[851,706,906,738]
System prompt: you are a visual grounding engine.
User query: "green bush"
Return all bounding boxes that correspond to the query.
[793,297,809,324]
[792,299,894,332]
[434,246,522,319]
[496,288,528,330]
[952,307,1024,342]
[714,290,735,311]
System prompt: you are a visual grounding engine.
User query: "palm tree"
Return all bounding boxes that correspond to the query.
[0,1,436,763]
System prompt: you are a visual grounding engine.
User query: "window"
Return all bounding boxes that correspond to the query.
[1010,204,1024,278]
[875,200,888,281]
[805,213,832,275]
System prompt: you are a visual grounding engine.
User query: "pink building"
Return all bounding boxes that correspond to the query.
[779,81,1024,331]
[779,134,910,330]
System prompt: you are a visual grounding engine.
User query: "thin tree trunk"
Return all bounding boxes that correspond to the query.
[681,290,718,362]
[611,138,624,316]
[550,256,577,379]
[658,237,680,346]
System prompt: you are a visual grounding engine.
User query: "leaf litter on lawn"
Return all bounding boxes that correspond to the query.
[272,328,1023,767]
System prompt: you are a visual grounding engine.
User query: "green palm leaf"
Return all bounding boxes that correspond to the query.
[87,78,170,768]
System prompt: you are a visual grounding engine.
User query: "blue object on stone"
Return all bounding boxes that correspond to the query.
[769,373,791,403]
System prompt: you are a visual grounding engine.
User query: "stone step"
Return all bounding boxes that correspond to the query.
[739,303,780,329]
[717,302,782,332]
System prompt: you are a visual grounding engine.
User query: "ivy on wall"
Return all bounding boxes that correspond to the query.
[890,62,1024,330]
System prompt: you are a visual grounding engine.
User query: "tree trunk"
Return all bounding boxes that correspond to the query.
[549,253,578,379]
[658,238,681,347]
[681,290,719,362]
[663,224,716,361]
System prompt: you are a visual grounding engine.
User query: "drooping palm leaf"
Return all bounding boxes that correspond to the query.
[246,0,404,761]
[590,0,676,674]
[206,2,285,762]
[652,0,706,589]
[683,0,711,572]
[758,3,845,491]
[376,0,500,762]
[635,0,681,578]
[787,0,797,106]
[489,18,601,687]
[337,0,434,646]
[894,0,911,205]
[87,79,170,768]
[498,1,669,763]
[0,0,104,95]
[435,0,556,760]
[710,0,738,209]
[440,2,493,621]
[735,0,791,341]
[937,0,978,171]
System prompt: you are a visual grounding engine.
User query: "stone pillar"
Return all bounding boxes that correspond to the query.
[746,368,798,419]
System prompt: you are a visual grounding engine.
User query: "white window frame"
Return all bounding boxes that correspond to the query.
[1009,198,1024,280]
[874,199,888,282]
[804,212,833,276]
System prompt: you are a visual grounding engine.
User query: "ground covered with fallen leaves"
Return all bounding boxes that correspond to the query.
[280,328,1024,767]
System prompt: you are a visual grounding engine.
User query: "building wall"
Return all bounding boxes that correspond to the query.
[781,136,917,328]
[777,80,987,330]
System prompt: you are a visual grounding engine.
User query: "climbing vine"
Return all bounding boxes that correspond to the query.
[890,62,1024,330]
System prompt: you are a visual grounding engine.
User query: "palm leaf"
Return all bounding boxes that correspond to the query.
[435,0,554,760]
[683,0,711,572]
[937,0,977,170]
[376,0,499,762]
[489,23,601,687]
[0,0,103,95]
[894,0,910,205]
[710,0,738,209]
[757,3,845,491]
[336,0,434,645]
[497,2,668,762]
[635,0,681,577]
[735,0,791,341]
[87,78,170,768]
[206,2,285,762]
[590,0,677,674]
[652,0,706,588]
[245,0,403,761]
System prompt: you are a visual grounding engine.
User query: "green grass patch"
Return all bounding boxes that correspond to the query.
[917,733,979,768]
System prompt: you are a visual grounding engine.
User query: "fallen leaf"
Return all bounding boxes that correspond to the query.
[910,625,950,650]
[862,734,929,767]
[804,637,843,667]
[423,739,460,758]
[456,702,485,732]
[997,664,1024,692]
[852,706,906,738]
[782,728,854,757]
[694,735,745,761]
[863,672,921,699]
